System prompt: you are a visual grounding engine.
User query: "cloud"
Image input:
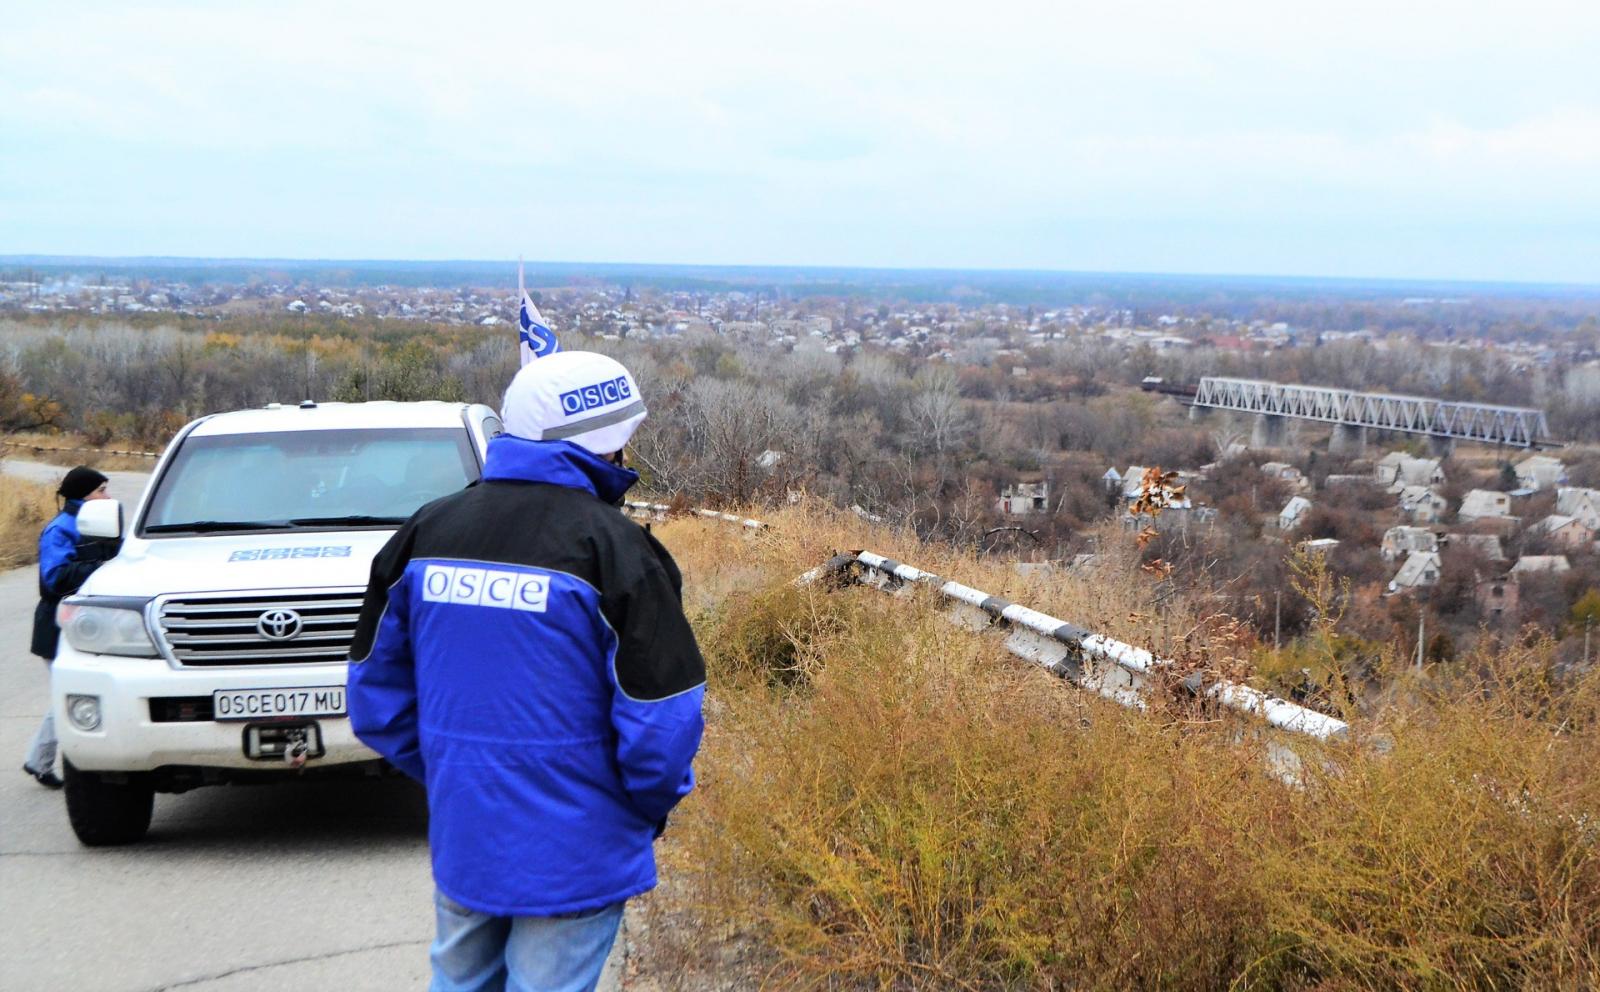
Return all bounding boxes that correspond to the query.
[1408,109,1600,166]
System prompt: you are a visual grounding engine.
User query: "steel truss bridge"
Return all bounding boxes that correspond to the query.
[1192,377,1554,448]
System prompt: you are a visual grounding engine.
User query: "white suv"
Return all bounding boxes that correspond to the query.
[52,400,502,845]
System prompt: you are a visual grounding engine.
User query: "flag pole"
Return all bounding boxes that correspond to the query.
[517,256,525,367]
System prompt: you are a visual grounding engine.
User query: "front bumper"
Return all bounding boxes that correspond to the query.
[51,645,377,773]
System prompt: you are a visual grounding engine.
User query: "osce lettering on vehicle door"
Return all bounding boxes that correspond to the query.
[421,563,549,612]
[559,375,632,415]
[230,545,353,562]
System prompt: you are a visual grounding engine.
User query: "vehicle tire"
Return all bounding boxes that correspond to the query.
[63,759,154,846]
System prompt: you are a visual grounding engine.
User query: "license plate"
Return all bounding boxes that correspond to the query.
[212,686,346,721]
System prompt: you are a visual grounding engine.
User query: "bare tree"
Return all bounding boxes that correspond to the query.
[905,366,969,459]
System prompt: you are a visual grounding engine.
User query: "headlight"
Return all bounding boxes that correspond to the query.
[67,694,102,731]
[57,598,158,658]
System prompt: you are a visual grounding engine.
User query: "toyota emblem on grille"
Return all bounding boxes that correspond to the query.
[257,609,303,641]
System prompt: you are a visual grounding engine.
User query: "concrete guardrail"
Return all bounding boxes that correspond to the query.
[1,440,160,459]
[622,500,766,530]
[802,549,1349,743]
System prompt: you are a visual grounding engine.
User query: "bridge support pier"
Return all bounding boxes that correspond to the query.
[1428,435,1455,458]
[1251,414,1288,449]
[1188,404,1210,422]
[1330,423,1367,455]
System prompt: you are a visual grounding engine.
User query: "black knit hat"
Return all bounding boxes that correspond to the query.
[58,466,108,502]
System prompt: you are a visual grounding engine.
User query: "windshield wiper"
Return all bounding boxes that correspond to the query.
[145,520,286,533]
[288,515,409,527]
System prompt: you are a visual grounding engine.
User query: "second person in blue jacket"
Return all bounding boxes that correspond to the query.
[25,466,118,788]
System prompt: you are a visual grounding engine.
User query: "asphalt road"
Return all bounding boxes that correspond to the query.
[0,458,154,505]
[0,461,627,991]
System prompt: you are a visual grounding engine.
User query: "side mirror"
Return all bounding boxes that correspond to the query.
[77,499,124,540]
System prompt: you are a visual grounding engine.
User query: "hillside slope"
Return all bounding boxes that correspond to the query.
[638,502,1598,991]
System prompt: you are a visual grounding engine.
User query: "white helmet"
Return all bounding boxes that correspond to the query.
[500,351,647,456]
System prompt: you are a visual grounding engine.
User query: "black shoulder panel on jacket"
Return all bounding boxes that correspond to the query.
[601,523,705,701]
[349,516,418,662]
[642,527,685,599]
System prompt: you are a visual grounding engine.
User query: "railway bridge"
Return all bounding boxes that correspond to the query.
[1179,377,1555,453]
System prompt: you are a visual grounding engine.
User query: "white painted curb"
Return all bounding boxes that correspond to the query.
[806,549,1349,742]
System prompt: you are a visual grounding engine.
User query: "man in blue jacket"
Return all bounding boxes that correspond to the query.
[26,466,117,788]
[348,351,705,992]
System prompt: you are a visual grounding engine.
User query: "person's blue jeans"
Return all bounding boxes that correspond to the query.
[429,890,624,992]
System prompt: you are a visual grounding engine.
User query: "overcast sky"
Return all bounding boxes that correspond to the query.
[3,1,1598,283]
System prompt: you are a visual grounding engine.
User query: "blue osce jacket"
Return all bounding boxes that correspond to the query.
[32,501,119,659]
[347,436,706,916]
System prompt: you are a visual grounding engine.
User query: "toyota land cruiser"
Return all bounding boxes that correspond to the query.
[50,400,502,845]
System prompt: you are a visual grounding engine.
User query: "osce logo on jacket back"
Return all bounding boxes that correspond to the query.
[559,376,633,416]
[420,563,549,612]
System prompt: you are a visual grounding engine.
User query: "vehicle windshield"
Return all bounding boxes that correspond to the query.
[141,427,478,535]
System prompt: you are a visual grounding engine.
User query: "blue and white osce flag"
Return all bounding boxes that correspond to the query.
[518,292,561,365]
[516,259,561,366]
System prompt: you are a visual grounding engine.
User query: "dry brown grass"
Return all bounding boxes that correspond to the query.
[0,431,161,472]
[0,468,56,569]
[640,500,1600,991]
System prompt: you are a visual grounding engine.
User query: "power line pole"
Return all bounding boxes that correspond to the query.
[1274,590,1281,650]
[1415,610,1425,672]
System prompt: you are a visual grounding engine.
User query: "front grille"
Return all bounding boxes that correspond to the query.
[158,591,363,667]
